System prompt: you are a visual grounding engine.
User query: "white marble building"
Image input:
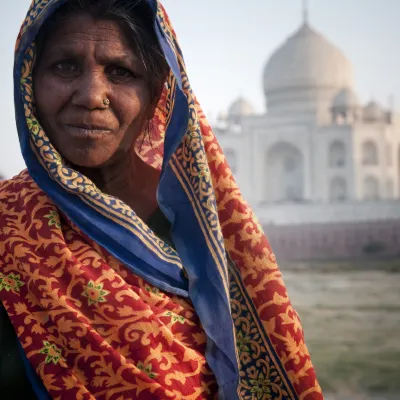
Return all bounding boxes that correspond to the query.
[215,18,400,226]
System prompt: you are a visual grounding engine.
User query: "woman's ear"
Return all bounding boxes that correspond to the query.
[146,103,158,121]
[147,78,167,120]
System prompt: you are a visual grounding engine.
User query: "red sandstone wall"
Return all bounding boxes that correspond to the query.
[264,219,400,261]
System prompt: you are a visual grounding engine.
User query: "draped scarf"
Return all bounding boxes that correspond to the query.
[0,0,323,399]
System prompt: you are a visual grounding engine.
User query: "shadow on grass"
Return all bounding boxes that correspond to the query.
[282,259,400,273]
[311,347,400,395]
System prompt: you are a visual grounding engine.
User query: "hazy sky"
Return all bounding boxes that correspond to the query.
[1,0,399,178]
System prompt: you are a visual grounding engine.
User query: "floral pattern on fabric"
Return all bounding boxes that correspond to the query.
[40,341,65,365]
[164,310,186,324]
[44,210,61,228]
[137,362,158,379]
[82,280,110,306]
[0,273,24,293]
[249,372,272,400]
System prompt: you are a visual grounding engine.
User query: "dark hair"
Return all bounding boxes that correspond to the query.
[35,0,169,104]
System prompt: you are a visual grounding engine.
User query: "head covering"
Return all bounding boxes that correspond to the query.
[3,0,323,398]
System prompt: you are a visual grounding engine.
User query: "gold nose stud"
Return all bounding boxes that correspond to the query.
[103,98,110,107]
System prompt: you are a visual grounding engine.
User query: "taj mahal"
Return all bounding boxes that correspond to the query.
[214,11,400,229]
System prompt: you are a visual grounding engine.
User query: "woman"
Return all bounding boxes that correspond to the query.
[0,0,323,399]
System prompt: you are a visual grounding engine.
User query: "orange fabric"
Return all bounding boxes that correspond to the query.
[0,171,218,399]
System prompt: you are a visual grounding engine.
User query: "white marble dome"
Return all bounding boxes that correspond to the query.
[363,101,384,121]
[263,23,354,94]
[228,97,255,119]
[332,88,359,110]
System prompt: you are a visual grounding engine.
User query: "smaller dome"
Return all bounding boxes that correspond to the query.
[228,97,254,119]
[363,101,384,122]
[332,88,359,110]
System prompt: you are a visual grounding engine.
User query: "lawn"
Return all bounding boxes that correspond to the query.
[282,260,400,400]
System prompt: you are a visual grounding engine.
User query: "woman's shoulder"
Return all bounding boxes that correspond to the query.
[0,169,34,190]
[0,170,44,232]
[0,170,38,211]
[0,170,45,269]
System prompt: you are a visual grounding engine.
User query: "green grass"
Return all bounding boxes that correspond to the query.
[283,260,400,398]
[313,304,400,312]
[282,258,400,273]
[309,345,400,394]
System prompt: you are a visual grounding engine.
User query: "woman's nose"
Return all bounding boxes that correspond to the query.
[71,69,109,110]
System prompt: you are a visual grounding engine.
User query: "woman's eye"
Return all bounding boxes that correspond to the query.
[53,61,79,75]
[107,66,133,79]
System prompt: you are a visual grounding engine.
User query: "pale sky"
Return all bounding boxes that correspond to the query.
[1,0,399,178]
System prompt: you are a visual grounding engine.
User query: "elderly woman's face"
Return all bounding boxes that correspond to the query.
[34,12,152,168]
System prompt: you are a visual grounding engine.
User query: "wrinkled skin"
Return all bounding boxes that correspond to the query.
[34,12,161,218]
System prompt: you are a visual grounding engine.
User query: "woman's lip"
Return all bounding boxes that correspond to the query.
[66,124,112,131]
[65,124,112,139]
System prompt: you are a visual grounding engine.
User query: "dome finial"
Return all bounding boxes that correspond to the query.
[388,94,395,111]
[302,0,309,25]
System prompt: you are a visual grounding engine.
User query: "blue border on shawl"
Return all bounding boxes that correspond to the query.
[157,90,239,394]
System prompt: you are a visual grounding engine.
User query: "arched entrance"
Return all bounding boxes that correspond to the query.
[330,177,347,201]
[329,141,346,167]
[364,176,380,200]
[265,142,304,203]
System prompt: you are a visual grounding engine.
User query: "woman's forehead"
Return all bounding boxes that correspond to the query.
[39,12,139,59]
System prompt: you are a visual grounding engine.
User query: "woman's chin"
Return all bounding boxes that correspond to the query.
[62,149,115,170]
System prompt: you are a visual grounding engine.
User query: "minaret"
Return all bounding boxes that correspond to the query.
[387,94,394,124]
[303,0,309,25]
[388,94,394,111]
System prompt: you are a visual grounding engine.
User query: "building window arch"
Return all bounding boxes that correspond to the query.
[364,176,380,200]
[386,178,394,199]
[329,141,346,167]
[362,141,378,165]
[265,142,304,203]
[330,177,347,201]
[386,143,393,166]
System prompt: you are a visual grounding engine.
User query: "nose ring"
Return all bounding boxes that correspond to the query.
[103,98,110,107]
